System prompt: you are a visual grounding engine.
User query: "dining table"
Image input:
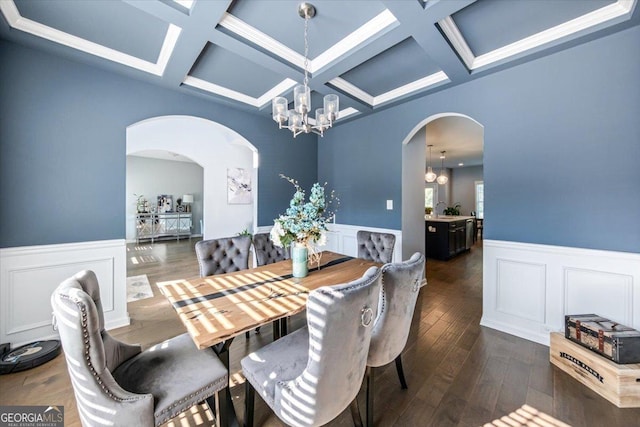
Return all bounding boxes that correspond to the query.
[157,250,380,427]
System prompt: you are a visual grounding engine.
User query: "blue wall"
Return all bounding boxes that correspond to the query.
[0,40,317,248]
[319,25,640,253]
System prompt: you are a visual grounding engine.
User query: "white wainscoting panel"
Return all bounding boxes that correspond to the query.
[496,259,546,323]
[564,268,633,326]
[0,239,129,347]
[325,224,402,261]
[482,240,640,346]
[255,224,403,261]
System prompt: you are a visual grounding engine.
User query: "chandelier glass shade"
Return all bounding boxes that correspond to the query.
[425,144,437,182]
[437,151,449,185]
[272,3,339,138]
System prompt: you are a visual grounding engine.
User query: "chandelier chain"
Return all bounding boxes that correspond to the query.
[303,15,309,88]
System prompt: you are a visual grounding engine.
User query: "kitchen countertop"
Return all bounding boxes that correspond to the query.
[425,215,475,223]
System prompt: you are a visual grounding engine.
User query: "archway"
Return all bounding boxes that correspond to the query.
[401,113,484,258]
[126,115,259,239]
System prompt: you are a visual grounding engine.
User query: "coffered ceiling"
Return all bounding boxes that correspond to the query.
[1,0,637,127]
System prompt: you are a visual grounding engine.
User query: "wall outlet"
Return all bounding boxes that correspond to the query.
[386,200,393,210]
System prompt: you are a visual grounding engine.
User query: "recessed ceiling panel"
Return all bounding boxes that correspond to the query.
[189,44,285,98]
[339,38,442,97]
[452,0,617,56]
[226,0,389,58]
[14,0,168,62]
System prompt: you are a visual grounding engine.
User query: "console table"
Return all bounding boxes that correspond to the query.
[136,213,192,243]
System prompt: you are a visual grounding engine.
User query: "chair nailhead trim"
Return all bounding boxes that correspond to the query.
[59,294,146,403]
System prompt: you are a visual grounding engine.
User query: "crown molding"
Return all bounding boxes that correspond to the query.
[311,9,398,73]
[374,71,449,105]
[440,0,636,71]
[330,77,375,106]
[219,9,398,74]
[183,76,297,108]
[218,12,305,70]
[0,1,181,76]
[330,71,449,107]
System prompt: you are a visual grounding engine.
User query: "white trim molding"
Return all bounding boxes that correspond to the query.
[329,71,449,107]
[218,9,398,75]
[439,0,637,71]
[0,1,181,76]
[182,76,297,108]
[482,239,640,346]
[0,239,129,347]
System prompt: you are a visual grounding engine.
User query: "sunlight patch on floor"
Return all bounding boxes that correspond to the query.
[482,404,571,427]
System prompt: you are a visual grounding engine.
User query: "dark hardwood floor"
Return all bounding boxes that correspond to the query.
[1,238,638,426]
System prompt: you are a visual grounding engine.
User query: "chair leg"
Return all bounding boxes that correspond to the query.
[244,379,255,427]
[350,397,363,427]
[365,366,374,427]
[395,355,408,390]
[206,392,222,427]
[245,331,250,339]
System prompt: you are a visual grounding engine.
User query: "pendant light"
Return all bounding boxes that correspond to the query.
[437,151,449,185]
[425,144,437,182]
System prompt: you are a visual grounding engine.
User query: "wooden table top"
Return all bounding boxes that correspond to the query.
[158,251,380,349]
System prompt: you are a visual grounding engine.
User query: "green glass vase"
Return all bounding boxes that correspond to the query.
[291,244,309,278]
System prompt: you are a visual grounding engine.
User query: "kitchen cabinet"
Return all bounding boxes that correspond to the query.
[425,216,474,260]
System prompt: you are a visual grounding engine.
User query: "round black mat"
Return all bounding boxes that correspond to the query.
[0,340,61,374]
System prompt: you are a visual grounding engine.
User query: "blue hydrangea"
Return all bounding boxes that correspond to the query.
[270,175,339,248]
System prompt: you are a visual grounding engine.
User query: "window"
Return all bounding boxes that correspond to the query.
[425,187,434,210]
[475,181,484,219]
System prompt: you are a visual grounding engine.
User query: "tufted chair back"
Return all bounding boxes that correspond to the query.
[368,252,426,367]
[357,230,396,263]
[53,270,230,427]
[195,235,252,277]
[241,267,382,427]
[51,270,154,426]
[283,267,381,426]
[253,232,289,266]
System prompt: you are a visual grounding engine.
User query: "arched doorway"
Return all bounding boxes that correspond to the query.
[401,113,484,258]
[126,115,259,239]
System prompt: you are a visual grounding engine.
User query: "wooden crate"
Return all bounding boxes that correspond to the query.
[550,332,640,408]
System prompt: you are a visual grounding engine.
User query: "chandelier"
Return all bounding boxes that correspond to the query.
[272,3,339,138]
[437,151,449,185]
[425,144,437,182]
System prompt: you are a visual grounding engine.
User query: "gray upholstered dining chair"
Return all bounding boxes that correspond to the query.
[241,266,382,427]
[356,230,396,264]
[51,270,229,427]
[195,235,255,338]
[363,252,426,427]
[195,235,252,276]
[253,232,290,266]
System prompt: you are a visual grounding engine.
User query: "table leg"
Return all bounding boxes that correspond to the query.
[212,338,239,427]
[272,319,281,341]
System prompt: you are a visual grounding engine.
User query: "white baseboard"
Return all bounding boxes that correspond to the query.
[481,239,640,346]
[0,239,129,347]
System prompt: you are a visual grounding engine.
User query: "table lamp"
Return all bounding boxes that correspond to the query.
[182,194,194,212]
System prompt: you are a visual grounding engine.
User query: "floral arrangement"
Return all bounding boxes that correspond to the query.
[270,174,339,250]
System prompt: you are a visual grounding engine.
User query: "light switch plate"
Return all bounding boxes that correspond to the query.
[386,200,393,210]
